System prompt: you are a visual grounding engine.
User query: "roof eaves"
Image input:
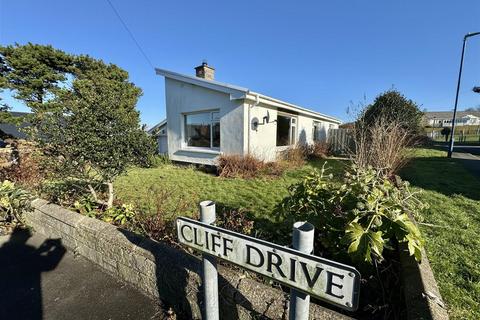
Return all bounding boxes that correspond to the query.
[247,92,342,124]
[148,119,167,133]
[155,68,249,98]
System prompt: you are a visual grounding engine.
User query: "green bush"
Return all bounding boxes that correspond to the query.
[149,154,172,167]
[0,180,33,224]
[281,164,426,264]
[102,203,136,225]
[73,196,136,226]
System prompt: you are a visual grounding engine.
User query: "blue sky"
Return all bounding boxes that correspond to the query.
[1,0,479,127]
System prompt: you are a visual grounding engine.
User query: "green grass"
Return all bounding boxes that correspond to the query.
[115,159,346,236]
[115,149,480,318]
[401,149,480,319]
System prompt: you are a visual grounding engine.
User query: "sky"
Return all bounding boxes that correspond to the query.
[1,0,480,127]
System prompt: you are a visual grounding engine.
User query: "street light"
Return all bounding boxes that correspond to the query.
[448,32,480,158]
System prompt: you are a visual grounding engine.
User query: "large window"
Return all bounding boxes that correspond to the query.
[184,111,220,149]
[276,114,296,146]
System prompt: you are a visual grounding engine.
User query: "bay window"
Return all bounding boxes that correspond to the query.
[184,111,220,149]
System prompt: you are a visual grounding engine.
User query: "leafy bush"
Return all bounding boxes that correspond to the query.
[361,89,424,134]
[42,179,91,207]
[103,203,136,225]
[441,127,451,142]
[149,154,172,167]
[73,195,96,215]
[281,164,426,264]
[0,180,33,224]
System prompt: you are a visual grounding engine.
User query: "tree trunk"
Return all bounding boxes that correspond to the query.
[87,183,114,208]
[106,182,114,209]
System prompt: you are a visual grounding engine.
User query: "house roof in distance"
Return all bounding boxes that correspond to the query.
[147,119,166,134]
[424,111,480,119]
[0,111,30,139]
[155,68,341,124]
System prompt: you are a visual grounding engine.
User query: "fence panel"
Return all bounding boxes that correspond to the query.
[328,128,354,155]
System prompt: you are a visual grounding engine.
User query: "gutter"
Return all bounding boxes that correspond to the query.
[245,93,342,124]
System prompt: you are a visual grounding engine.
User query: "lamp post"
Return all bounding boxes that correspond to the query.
[448,32,480,158]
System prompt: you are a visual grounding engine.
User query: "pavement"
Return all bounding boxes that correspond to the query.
[452,150,480,179]
[0,228,168,320]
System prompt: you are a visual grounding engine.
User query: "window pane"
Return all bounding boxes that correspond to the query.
[291,125,296,144]
[276,115,291,146]
[212,122,220,148]
[185,113,211,147]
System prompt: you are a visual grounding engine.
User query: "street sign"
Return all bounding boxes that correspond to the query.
[176,217,361,311]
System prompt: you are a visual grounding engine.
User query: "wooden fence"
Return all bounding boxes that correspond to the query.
[328,128,354,155]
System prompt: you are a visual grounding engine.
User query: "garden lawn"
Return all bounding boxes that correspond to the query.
[116,148,480,319]
[115,159,346,237]
[401,148,480,320]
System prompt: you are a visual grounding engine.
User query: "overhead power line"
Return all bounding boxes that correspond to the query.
[105,0,154,69]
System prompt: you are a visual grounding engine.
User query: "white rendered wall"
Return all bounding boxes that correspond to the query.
[165,78,244,165]
[245,103,278,162]
[246,103,339,162]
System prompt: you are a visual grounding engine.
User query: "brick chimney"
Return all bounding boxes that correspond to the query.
[195,61,215,80]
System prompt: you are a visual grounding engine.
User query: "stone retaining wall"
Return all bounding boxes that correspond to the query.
[399,244,449,320]
[26,199,350,320]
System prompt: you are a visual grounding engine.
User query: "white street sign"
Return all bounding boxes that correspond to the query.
[176,217,361,311]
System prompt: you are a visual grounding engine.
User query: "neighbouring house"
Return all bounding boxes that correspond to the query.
[154,62,341,165]
[0,112,30,140]
[424,111,480,127]
[147,119,167,154]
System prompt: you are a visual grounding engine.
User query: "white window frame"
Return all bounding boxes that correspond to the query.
[276,112,297,146]
[182,110,220,150]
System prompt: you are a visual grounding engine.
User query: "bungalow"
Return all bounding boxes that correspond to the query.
[424,111,480,127]
[147,119,167,154]
[154,62,341,165]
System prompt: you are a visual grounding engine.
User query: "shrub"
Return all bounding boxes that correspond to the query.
[440,127,451,142]
[149,154,172,167]
[280,164,426,265]
[352,117,415,176]
[216,206,254,235]
[279,144,307,166]
[103,203,136,226]
[0,140,45,190]
[217,154,286,178]
[41,179,92,207]
[0,180,33,225]
[135,186,196,243]
[306,141,331,159]
[73,195,99,218]
[361,89,424,135]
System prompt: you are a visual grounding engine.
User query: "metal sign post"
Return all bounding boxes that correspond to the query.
[289,222,315,320]
[199,201,219,320]
[178,201,361,319]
